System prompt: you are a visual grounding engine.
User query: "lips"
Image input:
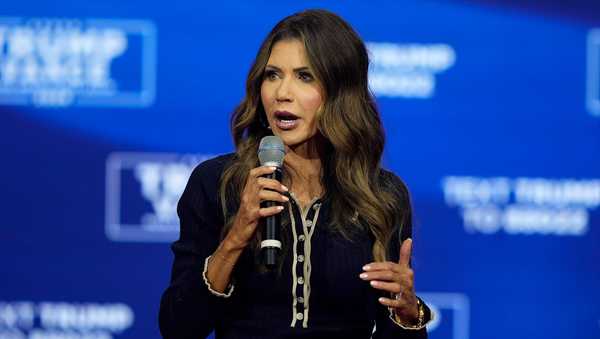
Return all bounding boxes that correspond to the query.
[274,111,300,130]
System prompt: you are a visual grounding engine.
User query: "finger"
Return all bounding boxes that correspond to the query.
[368,280,402,294]
[258,205,285,217]
[363,262,401,273]
[398,238,412,267]
[249,166,277,178]
[378,296,406,309]
[359,270,396,282]
[258,189,289,203]
[257,177,289,193]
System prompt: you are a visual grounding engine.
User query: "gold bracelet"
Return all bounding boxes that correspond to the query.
[391,297,427,330]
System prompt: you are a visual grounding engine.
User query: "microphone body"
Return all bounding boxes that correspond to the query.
[261,167,282,268]
[258,136,286,268]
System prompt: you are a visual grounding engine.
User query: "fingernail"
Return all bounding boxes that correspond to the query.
[363,265,371,271]
[277,206,284,210]
[281,185,289,191]
[282,196,289,201]
[378,297,385,303]
[370,281,378,286]
[270,166,277,171]
[359,273,368,279]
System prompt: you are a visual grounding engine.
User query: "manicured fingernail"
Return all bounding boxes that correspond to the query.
[370,281,378,286]
[277,206,284,210]
[359,273,368,279]
[378,297,385,303]
[281,185,288,191]
[363,265,371,270]
[270,166,277,171]
[282,196,289,201]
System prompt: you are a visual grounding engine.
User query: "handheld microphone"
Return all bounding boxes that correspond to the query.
[258,136,285,268]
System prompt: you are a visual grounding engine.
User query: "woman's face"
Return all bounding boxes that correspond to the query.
[260,39,324,148]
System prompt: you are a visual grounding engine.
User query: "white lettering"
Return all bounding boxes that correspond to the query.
[514,178,600,207]
[0,22,126,90]
[367,42,455,99]
[135,162,193,225]
[0,302,34,328]
[442,176,598,236]
[442,176,511,206]
[462,206,502,234]
[503,206,588,235]
[0,329,26,339]
[29,329,112,339]
[39,303,133,332]
[0,301,133,337]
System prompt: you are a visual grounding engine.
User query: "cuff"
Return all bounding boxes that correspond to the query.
[202,255,235,298]
[388,297,432,330]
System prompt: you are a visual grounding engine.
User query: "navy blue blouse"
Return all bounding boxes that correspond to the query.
[159,154,428,339]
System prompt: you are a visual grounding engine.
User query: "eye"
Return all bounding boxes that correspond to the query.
[264,69,279,81]
[298,71,314,82]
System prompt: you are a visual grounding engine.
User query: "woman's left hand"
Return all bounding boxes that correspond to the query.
[359,238,419,325]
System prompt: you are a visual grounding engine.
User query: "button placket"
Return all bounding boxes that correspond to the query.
[289,196,323,329]
[293,198,308,327]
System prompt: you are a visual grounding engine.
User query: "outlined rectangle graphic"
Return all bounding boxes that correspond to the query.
[105,152,214,242]
[419,293,470,339]
[0,17,157,108]
[587,29,600,117]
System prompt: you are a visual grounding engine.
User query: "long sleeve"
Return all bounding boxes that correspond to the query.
[159,156,233,339]
[373,170,428,338]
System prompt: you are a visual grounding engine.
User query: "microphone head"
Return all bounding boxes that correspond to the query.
[258,136,285,167]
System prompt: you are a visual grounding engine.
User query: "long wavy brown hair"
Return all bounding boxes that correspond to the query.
[219,9,410,262]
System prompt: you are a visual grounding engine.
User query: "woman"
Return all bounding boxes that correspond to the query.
[159,9,431,339]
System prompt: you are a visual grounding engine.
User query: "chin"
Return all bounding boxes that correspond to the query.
[278,135,303,147]
[277,132,316,148]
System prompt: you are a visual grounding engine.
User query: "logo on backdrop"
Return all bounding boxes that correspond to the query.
[0,301,133,338]
[367,42,456,99]
[0,17,156,107]
[442,176,600,236]
[105,152,214,242]
[587,29,600,117]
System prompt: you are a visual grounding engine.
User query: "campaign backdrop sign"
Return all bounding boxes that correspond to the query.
[1,1,598,339]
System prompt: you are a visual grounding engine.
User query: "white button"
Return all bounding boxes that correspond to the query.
[297,297,304,303]
[298,235,306,241]
[306,220,313,227]
[298,255,305,263]
[298,277,304,284]
[296,313,304,320]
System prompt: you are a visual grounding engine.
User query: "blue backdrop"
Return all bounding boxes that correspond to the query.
[1,1,599,338]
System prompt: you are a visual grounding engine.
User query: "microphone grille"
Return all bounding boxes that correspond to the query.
[258,136,285,167]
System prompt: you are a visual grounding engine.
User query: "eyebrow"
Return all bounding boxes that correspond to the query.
[265,65,311,72]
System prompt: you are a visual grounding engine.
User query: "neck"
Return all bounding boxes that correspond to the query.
[283,136,324,200]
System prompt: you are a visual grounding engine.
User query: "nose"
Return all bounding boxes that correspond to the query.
[275,77,292,102]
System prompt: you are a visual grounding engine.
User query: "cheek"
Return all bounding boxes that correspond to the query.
[260,83,272,109]
[301,89,323,118]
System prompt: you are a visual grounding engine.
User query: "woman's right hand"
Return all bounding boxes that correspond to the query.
[225,166,289,250]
